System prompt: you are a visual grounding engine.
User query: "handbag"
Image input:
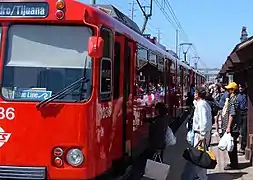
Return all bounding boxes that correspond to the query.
[186,129,194,146]
[218,132,234,152]
[182,140,217,169]
[165,126,176,146]
[143,151,170,180]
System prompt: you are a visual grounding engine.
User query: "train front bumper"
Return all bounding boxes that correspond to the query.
[0,165,46,179]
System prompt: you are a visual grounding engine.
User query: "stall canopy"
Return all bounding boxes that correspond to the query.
[219,35,253,76]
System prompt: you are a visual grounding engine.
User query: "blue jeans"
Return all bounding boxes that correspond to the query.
[181,162,197,180]
[181,162,208,180]
[181,131,210,180]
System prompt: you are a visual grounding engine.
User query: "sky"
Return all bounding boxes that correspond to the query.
[81,0,253,69]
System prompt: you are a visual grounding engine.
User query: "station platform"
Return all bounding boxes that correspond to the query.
[207,134,253,180]
[164,122,253,180]
[122,109,253,180]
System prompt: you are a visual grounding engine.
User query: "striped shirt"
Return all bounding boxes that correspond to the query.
[221,94,241,132]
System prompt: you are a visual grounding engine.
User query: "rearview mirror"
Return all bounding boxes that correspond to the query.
[88,36,104,59]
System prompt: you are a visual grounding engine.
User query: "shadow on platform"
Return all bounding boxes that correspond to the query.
[238,162,252,170]
[208,172,248,180]
[164,120,189,180]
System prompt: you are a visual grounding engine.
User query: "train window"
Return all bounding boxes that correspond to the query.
[157,56,164,71]
[99,28,113,100]
[101,29,113,59]
[136,46,148,69]
[113,42,120,99]
[137,46,148,60]
[100,59,112,99]
[2,25,93,102]
[149,52,157,65]
[177,65,181,88]
[126,46,131,96]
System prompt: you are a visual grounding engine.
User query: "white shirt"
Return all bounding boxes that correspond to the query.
[193,100,197,108]
[192,99,212,138]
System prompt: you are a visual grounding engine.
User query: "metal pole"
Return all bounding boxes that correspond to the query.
[157,29,161,43]
[90,0,96,5]
[130,0,135,20]
[176,29,179,56]
[194,62,197,70]
[192,56,200,70]
[184,52,186,62]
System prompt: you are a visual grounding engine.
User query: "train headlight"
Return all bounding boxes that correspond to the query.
[66,148,84,167]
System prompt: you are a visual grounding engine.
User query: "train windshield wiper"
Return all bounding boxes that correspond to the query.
[36,77,88,108]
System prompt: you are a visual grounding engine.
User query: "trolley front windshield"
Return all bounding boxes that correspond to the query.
[1,24,93,102]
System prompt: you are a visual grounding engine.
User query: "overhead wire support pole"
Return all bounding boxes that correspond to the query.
[179,42,192,64]
[90,0,95,5]
[129,0,136,20]
[192,56,200,84]
[135,0,153,34]
[175,29,179,56]
[157,29,161,43]
[192,56,200,70]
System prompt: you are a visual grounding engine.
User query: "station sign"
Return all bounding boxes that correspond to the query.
[0,2,49,18]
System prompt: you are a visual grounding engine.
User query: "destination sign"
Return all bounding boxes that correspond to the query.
[0,2,49,18]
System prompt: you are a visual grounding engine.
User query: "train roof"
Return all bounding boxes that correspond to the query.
[84,3,190,67]
[73,1,197,72]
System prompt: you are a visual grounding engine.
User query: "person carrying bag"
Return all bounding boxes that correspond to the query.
[144,102,171,162]
[165,126,176,146]
[181,87,213,180]
[144,150,170,180]
[143,102,175,180]
[183,140,217,169]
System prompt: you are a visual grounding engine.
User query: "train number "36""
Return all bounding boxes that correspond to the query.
[0,107,15,120]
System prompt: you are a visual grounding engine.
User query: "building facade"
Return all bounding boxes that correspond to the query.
[198,68,220,82]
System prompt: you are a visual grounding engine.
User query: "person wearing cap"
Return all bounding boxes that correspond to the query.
[237,83,247,155]
[181,87,212,180]
[222,82,241,170]
[144,102,170,162]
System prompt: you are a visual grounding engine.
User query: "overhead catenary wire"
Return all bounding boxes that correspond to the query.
[97,0,206,67]
[152,0,207,67]
[153,0,178,30]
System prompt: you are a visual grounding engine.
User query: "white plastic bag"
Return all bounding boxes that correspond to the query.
[226,133,234,152]
[165,126,176,146]
[218,134,227,151]
[144,152,170,180]
[186,130,194,146]
[218,133,234,152]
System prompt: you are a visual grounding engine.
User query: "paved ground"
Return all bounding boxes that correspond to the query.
[124,110,253,180]
[163,120,189,180]
[208,134,253,180]
[165,123,253,180]
[125,109,191,180]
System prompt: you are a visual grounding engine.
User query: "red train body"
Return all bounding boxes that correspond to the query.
[0,0,205,179]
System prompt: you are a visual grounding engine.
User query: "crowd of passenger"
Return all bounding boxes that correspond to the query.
[182,81,247,179]
[135,82,165,106]
[204,81,247,156]
[142,80,248,180]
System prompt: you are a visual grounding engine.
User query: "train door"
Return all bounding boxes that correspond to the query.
[166,59,172,115]
[180,66,184,108]
[111,34,133,164]
[123,40,134,159]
